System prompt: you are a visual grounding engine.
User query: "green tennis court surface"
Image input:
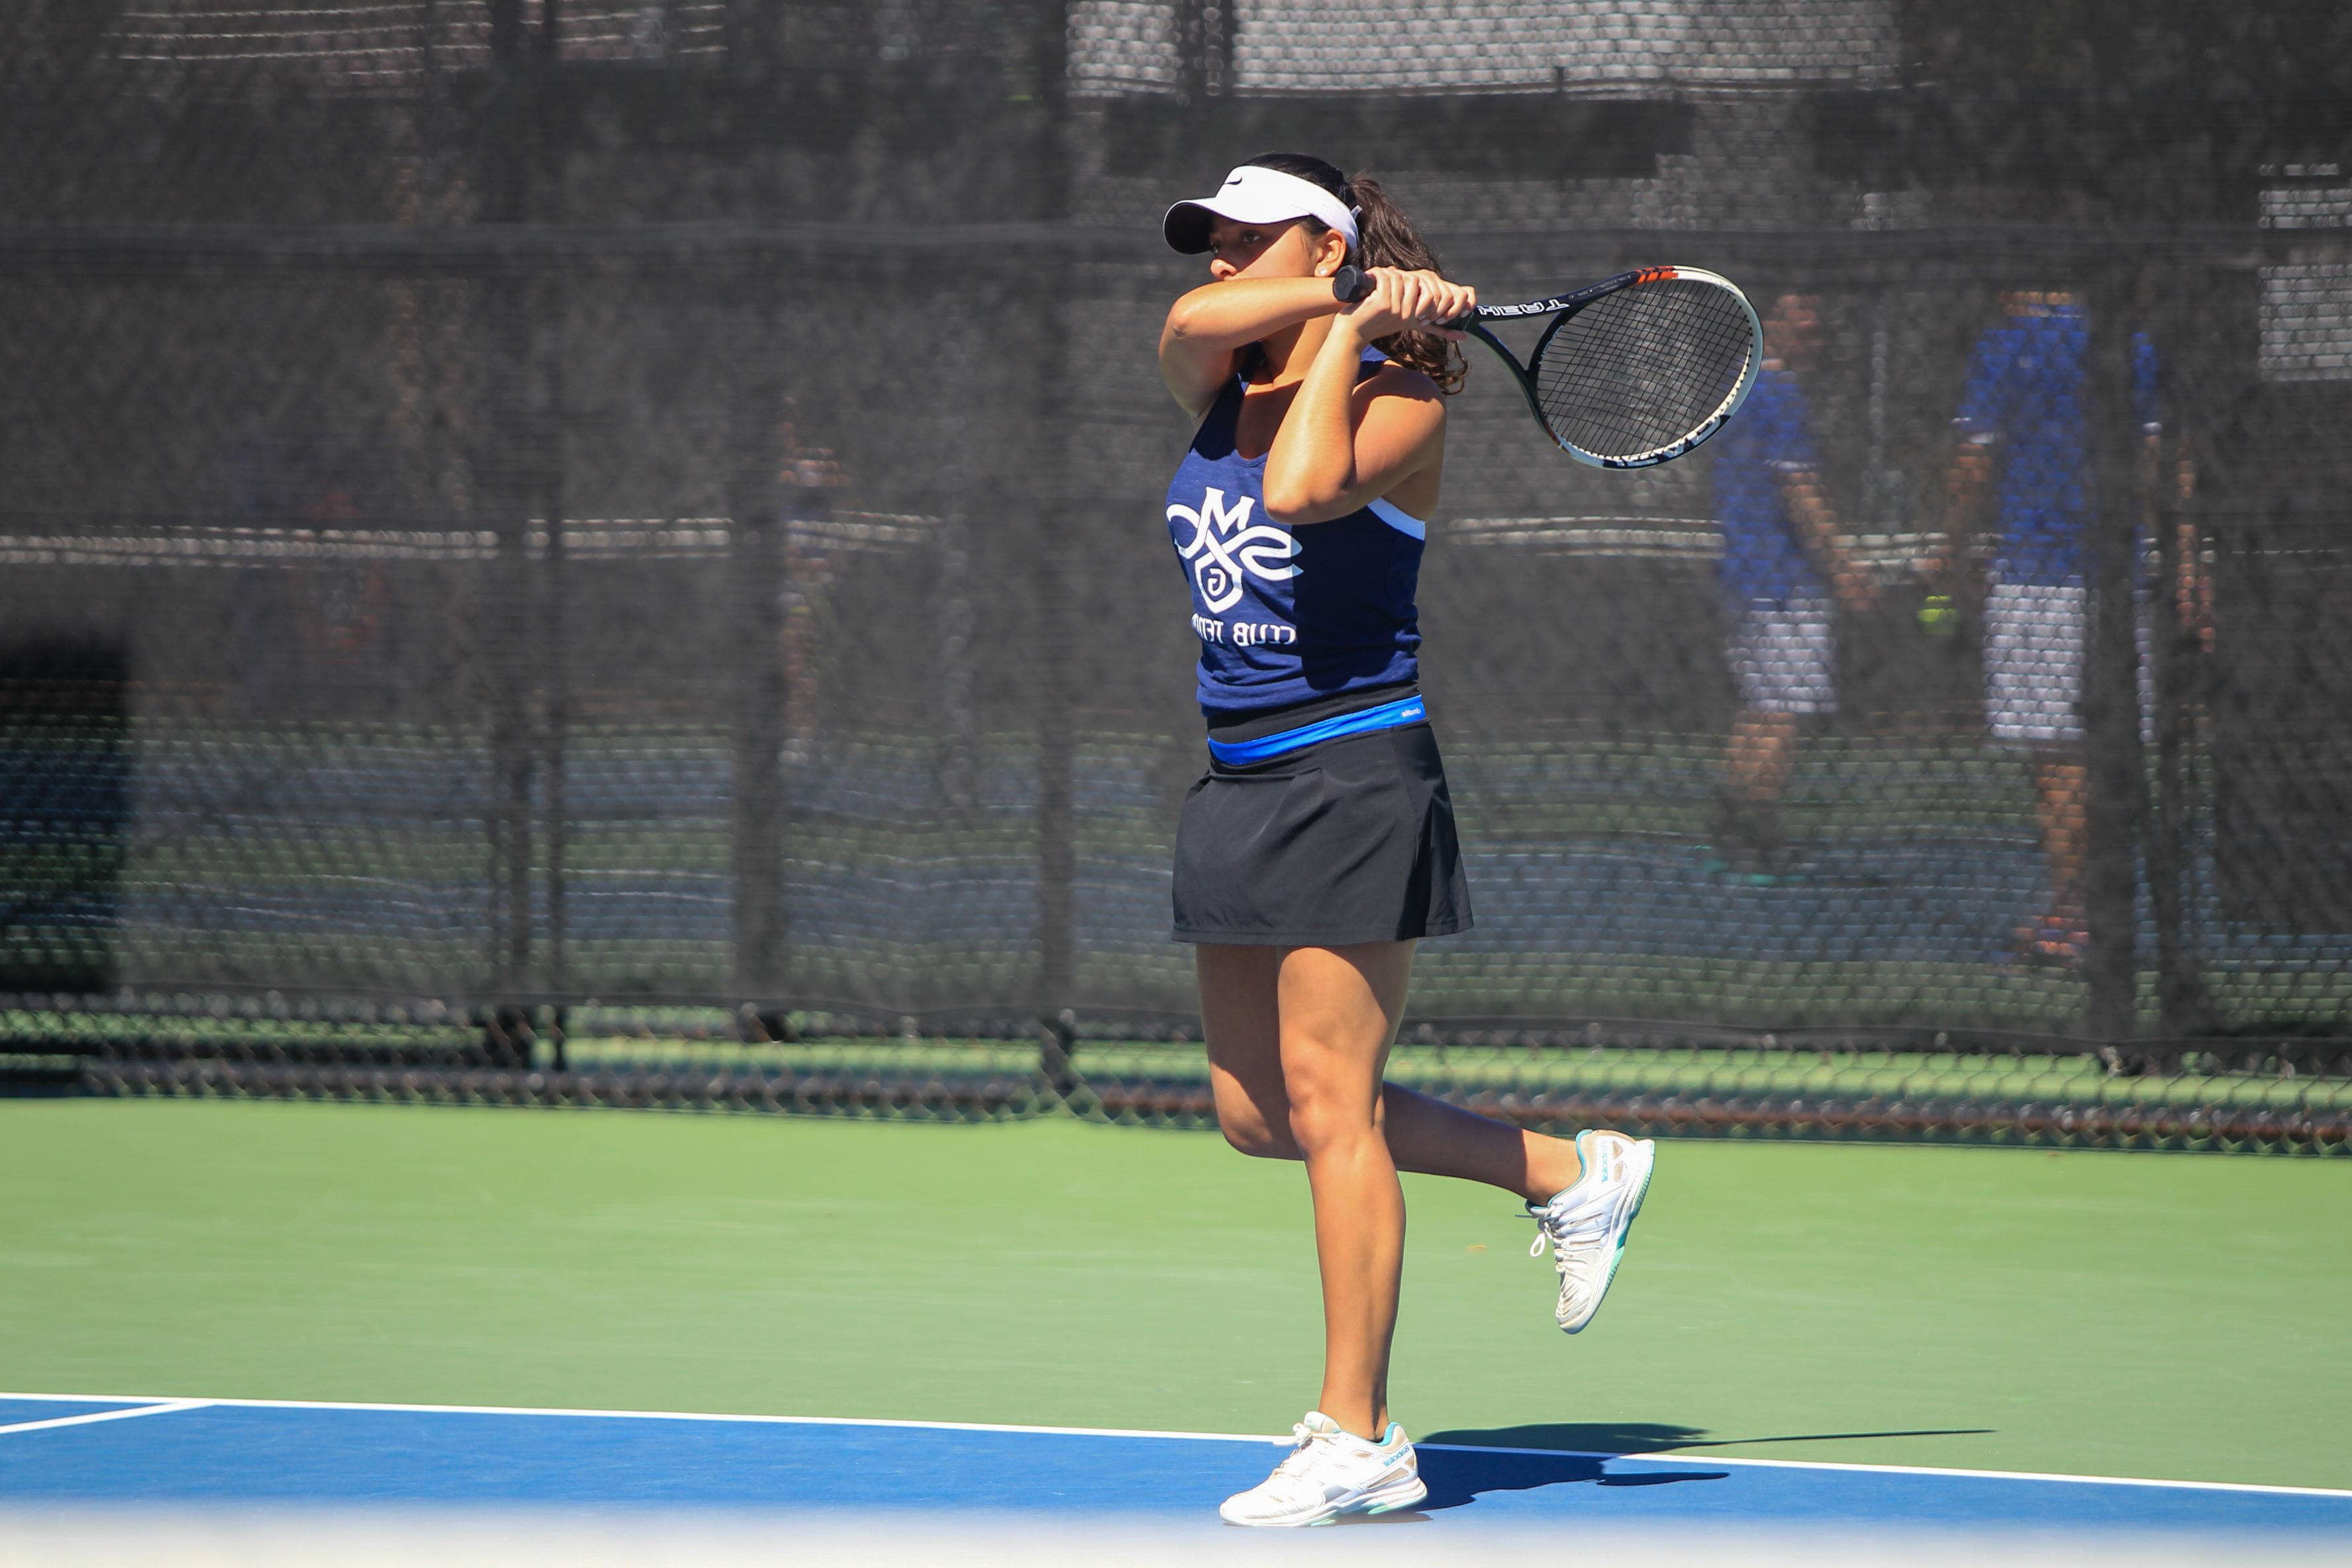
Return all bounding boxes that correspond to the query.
[3,1100,2345,1493]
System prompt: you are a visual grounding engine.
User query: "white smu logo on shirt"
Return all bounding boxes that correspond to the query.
[1169,485,1300,613]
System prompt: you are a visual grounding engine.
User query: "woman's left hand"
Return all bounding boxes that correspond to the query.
[1340,268,1476,341]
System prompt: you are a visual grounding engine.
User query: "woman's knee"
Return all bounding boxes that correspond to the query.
[1206,1055,1295,1158]
[1285,1081,1379,1157]
[1216,1101,1298,1159]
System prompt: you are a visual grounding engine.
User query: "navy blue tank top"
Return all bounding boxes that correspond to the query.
[1166,351,1428,717]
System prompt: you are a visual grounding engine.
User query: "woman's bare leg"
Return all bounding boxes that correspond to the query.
[1201,944,1592,1206]
[1198,942,1620,1440]
[1198,943,1291,1158]
[1198,942,1413,1436]
[1275,942,1412,1440]
[1381,1083,1588,1203]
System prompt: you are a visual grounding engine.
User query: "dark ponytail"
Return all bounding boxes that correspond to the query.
[1241,152,1469,395]
[1340,174,1468,394]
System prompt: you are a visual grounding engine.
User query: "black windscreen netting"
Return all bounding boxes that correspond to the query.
[7,0,2352,1075]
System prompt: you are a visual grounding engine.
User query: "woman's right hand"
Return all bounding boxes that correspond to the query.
[1341,268,1476,341]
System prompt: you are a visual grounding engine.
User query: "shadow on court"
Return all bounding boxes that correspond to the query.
[1370,1422,1998,1516]
[1398,1447,1733,1515]
[1422,1422,1996,1456]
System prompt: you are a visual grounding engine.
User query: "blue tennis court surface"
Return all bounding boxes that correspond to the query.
[4,1393,2347,1541]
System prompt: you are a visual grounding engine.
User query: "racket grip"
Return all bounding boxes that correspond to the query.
[1332,264,1478,329]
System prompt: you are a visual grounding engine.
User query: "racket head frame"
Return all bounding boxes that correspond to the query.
[1333,263,1765,469]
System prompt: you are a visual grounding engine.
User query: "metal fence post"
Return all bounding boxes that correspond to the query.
[1030,0,1077,1039]
[482,0,534,998]
[2146,262,2214,1039]
[2083,266,2150,1042]
[730,291,786,999]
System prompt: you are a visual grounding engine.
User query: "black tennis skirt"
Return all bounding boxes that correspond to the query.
[1171,717,1473,946]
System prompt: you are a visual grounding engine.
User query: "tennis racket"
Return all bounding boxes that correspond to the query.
[1332,263,1763,469]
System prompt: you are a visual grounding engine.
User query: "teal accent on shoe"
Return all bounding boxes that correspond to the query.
[1573,1127,1607,1186]
[1579,1134,1656,1334]
[1359,1471,1429,1515]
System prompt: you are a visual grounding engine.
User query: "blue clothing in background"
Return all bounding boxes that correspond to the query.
[1166,352,1427,717]
[1953,303,2159,587]
[1712,362,1828,608]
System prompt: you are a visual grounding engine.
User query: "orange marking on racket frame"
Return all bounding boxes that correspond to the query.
[1635,266,1680,285]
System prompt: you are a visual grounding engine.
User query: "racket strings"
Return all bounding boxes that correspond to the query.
[1531,280,1755,461]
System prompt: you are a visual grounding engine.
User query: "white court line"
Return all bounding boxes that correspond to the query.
[5,1391,2349,1501]
[0,1400,211,1438]
[0,1392,1259,1447]
[1413,1440,2352,1500]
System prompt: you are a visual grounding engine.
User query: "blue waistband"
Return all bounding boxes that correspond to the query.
[1205,694,1427,765]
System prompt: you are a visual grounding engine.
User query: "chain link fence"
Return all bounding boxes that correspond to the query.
[5,2,2351,1148]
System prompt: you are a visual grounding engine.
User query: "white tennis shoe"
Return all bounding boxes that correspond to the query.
[1526,1128,1656,1333]
[1218,1411,1428,1527]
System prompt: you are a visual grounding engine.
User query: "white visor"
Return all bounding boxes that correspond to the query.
[1163,165,1359,256]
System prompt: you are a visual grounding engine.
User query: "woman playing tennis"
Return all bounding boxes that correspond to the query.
[1158,153,1658,1527]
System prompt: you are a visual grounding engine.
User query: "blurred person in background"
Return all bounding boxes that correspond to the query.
[1707,291,1876,882]
[1927,292,2194,967]
[776,400,848,766]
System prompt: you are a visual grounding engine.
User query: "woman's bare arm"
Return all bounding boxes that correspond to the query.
[1260,337,1443,525]
[1159,277,1344,417]
[1259,270,1469,524]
